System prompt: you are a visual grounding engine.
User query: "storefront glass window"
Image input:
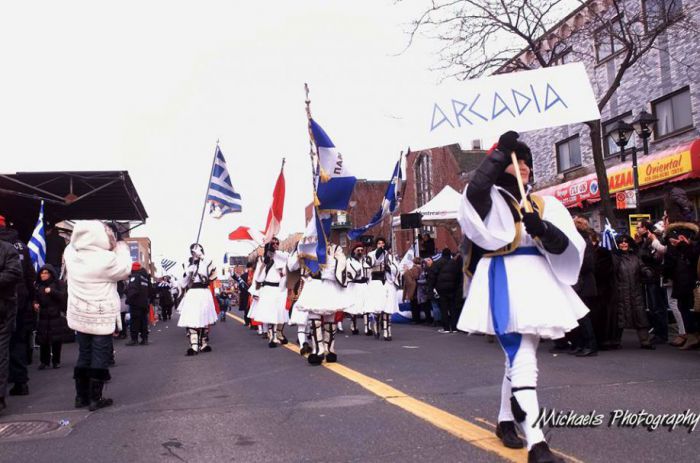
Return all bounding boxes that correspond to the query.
[603,112,635,157]
[556,136,582,172]
[653,88,693,137]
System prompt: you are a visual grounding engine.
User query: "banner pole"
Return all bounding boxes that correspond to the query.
[196,142,220,244]
[510,151,533,213]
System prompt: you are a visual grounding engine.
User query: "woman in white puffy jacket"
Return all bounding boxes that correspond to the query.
[64,221,132,411]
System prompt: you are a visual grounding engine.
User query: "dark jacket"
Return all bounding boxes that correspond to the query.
[157,283,174,306]
[573,233,597,299]
[435,256,464,295]
[0,226,36,331]
[34,264,73,344]
[662,240,700,299]
[126,269,152,308]
[0,240,22,303]
[612,251,649,329]
[637,236,663,284]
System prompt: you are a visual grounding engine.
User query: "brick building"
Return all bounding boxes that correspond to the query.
[393,144,486,256]
[511,0,700,231]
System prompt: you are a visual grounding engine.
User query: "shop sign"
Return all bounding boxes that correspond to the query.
[609,150,692,193]
[628,214,651,238]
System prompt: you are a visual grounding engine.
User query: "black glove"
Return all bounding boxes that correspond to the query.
[375,247,385,259]
[498,131,520,154]
[521,210,547,238]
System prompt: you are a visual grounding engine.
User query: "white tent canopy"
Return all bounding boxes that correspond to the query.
[392,185,462,227]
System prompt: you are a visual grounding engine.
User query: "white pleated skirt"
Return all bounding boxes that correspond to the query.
[288,304,309,326]
[177,288,218,328]
[457,254,589,339]
[345,282,368,315]
[251,285,289,325]
[364,280,398,314]
[295,278,348,315]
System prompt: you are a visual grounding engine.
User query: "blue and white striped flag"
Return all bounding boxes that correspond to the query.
[348,158,402,240]
[207,146,242,218]
[161,258,177,273]
[310,119,356,212]
[601,218,618,251]
[27,201,46,272]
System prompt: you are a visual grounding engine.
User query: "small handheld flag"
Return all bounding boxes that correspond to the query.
[601,218,618,251]
[161,258,177,273]
[207,146,242,218]
[27,201,46,272]
[348,157,402,240]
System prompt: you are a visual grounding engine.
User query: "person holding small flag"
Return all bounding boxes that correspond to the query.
[456,131,587,462]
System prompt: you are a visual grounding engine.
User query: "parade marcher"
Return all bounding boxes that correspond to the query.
[345,243,369,335]
[251,238,289,348]
[0,240,22,415]
[64,221,132,411]
[365,237,399,340]
[0,216,36,397]
[126,262,152,346]
[295,242,348,365]
[456,131,587,462]
[33,264,72,369]
[157,276,175,321]
[177,244,218,356]
[286,244,311,355]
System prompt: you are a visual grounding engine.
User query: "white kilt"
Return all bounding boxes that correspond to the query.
[364,280,398,314]
[344,282,368,315]
[251,285,289,325]
[177,288,218,328]
[295,278,348,315]
[457,253,589,339]
[288,304,309,326]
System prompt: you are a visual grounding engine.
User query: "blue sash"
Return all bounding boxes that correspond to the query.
[488,247,543,365]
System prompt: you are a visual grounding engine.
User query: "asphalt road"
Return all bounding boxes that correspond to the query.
[1,309,699,462]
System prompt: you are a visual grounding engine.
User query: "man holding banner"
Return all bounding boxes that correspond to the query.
[457,131,587,462]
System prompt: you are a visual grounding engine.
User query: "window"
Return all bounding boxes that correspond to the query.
[644,0,683,30]
[556,136,582,172]
[602,112,635,157]
[553,48,572,66]
[415,152,432,207]
[652,87,693,138]
[595,17,624,62]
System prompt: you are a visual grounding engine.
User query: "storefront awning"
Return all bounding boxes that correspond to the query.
[536,138,700,208]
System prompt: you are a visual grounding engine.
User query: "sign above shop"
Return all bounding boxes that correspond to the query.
[538,138,700,208]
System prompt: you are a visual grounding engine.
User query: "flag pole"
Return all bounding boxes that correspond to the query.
[510,151,533,213]
[195,141,220,245]
[387,149,404,251]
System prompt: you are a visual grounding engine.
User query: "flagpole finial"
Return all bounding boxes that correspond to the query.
[281,157,286,171]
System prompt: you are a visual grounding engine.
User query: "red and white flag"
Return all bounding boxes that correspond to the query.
[228,226,264,245]
[263,165,285,243]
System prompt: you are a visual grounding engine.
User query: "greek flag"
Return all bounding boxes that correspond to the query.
[27,201,46,272]
[298,209,332,272]
[310,119,356,212]
[348,158,402,240]
[161,258,177,272]
[207,146,242,218]
[601,218,618,251]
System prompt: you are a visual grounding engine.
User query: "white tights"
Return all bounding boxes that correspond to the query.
[497,333,545,450]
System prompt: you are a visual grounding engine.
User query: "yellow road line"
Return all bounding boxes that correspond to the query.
[225,312,578,462]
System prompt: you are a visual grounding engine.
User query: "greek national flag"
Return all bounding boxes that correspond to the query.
[601,218,618,251]
[207,146,242,218]
[161,258,177,272]
[298,209,332,272]
[27,201,46,272]
[310,119,356,212]
[348,158,402,240]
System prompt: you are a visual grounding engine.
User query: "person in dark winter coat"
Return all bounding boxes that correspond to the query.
[569,224,598,356]
[33,265,72,369]
[157,277,174,321]
[125,262,152,346]
[0,217,36,397]
[636,220,668,343]
[433,248,463,333]
[662,223,700,350]
[0,240,22,414]
[588,230,616,349]
[612,235,653,349]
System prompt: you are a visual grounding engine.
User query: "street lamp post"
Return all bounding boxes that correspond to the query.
[606,120,639,212]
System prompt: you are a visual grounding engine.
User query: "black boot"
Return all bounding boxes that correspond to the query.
[495,421,524,449]
[9,383,29,396]
[88,369,113,412]
[73,367,91,408]
[300,342,311,356]
[528,442,564,463]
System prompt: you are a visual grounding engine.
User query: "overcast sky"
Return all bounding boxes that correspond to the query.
[8,0,589,269]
